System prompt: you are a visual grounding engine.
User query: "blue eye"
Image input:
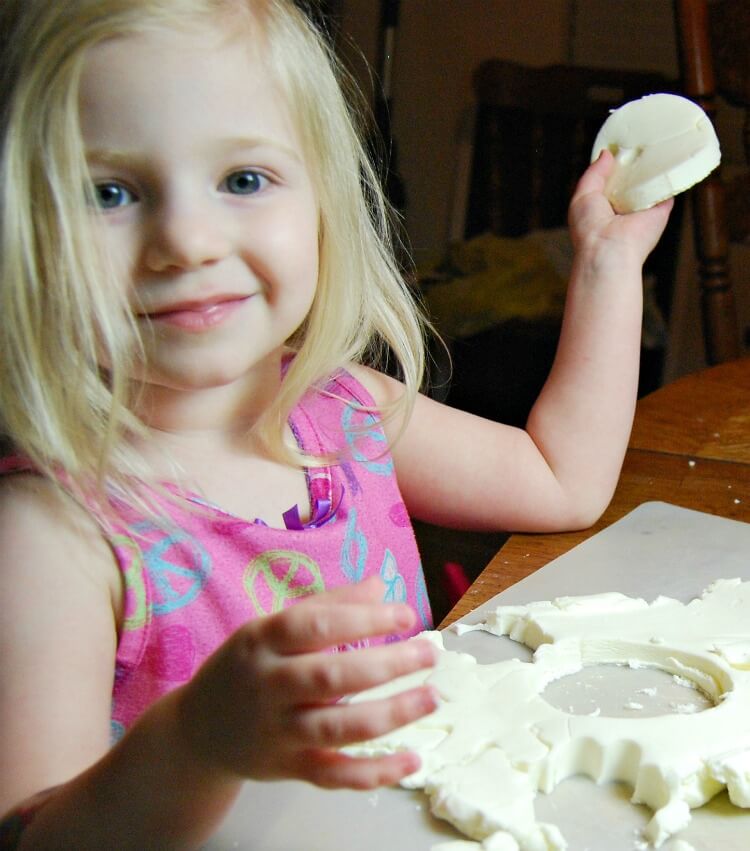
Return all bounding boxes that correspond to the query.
[93,181,136,210]
[222,169,267,195]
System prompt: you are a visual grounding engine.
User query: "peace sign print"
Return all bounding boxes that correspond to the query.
[414,568,432,629]
[244,549,325,616]
[111,533,148,632]
[110,718,126,745]
[380,549,407,605]
[341,508,367,582]
[132,521,211,616]
[341,405,394,476]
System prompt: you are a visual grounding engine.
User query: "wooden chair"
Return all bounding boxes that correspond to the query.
[674,0,750,363]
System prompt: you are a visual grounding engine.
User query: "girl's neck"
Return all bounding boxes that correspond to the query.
[129,352,309,525]
[135,352,284,444]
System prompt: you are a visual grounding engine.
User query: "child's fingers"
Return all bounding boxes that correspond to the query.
[295,748,421,791]
[625,195,674,245]
[287,684,438,748]
[636,195,674,225]
[276,638,437,702]
[572,150,676,228]
[311,574,385,604]
[571,148,614,200]
[568,155,621,241]
[261,595,417,655]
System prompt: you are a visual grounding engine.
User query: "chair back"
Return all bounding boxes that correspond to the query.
[674,0,750,363]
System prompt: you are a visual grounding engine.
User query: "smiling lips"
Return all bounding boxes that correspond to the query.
[138,295,252,331]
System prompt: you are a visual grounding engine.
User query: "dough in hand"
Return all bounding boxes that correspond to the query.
[591,92,721,213]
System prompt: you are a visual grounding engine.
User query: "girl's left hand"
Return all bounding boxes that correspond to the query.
[568,149,674,267]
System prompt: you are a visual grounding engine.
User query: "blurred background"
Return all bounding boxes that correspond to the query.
[317,0,750,379]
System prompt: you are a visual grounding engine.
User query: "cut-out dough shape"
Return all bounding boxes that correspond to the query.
[591,93,721,213]
[346,579,750,850]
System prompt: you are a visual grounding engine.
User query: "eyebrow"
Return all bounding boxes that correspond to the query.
[84,149,146,169]
[215,136,303,161]
[85,136,303,167]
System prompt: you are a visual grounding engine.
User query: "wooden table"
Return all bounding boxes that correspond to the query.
[441,356,750,626]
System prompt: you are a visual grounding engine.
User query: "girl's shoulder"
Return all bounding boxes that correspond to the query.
[339,363,406,409]
[0,468,112,561]
[0,457,86,535]
[0,467,123,619]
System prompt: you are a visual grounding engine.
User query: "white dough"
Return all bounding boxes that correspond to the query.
[591,93,721,213]
[346,579,750,849]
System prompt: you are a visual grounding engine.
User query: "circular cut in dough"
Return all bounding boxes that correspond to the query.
[591,93,721,213]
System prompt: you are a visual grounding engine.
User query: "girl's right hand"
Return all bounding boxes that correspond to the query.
[173,577,438,790]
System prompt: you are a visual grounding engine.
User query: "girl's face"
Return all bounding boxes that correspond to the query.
[78,24,320,397]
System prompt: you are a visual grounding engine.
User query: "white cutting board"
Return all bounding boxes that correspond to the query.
[204,502,750,850]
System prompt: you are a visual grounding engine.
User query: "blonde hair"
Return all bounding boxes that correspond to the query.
[0,0,428,505]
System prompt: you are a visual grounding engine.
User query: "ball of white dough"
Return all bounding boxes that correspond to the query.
[591,92,721,213]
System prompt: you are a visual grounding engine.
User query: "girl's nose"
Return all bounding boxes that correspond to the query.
[144,203,232,272]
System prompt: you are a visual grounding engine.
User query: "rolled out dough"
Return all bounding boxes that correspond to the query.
[346,579,750,850]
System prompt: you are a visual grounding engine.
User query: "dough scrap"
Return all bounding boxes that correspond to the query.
[591,93,721,213]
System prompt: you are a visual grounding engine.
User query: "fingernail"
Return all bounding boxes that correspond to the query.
[392,605,414,630]
[412,639,437,666]
[419,685,439,713]
[401,751,421,774]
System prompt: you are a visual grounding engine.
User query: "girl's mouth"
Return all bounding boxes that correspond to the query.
[140,296,251,331]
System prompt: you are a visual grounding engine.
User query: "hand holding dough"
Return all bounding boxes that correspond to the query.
[591,93,721,213]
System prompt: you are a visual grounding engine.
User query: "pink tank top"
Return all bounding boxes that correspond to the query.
[101,369,431,739]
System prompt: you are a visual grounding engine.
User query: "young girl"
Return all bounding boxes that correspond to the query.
[0,0,672,847]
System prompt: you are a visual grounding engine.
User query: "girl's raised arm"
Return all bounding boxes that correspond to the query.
[367,152,673,534]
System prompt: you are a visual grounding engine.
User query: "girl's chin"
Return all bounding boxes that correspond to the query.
[131,358,284,395]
